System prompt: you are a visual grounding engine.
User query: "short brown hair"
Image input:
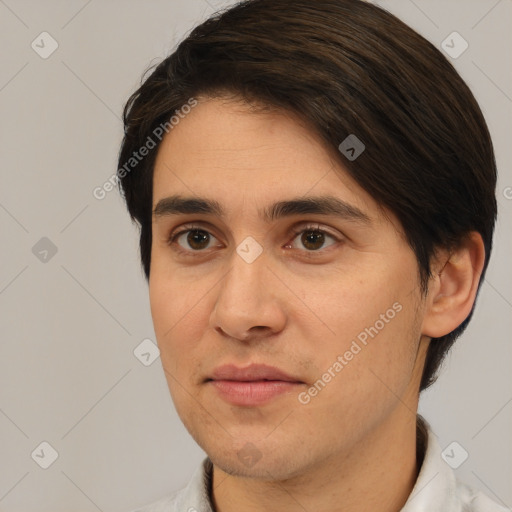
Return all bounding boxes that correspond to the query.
[117,0,497,391]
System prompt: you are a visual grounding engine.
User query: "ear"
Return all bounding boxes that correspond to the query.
[421,232,486,338]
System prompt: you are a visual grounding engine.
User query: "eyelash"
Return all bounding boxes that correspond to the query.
[166,223,341,257]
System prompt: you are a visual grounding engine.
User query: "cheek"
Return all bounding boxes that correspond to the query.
[298,299,420,443]
[299,258,421,398]
[149,251,208,335]
[295,261,413,348]
[149,279,207,422]
[148,259,218,389]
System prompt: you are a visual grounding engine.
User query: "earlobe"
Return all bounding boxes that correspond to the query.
[421,232,486,338]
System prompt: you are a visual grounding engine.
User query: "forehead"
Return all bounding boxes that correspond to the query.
[152,97,382,223]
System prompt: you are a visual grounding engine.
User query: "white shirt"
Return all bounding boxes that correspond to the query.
[130,416,509,512]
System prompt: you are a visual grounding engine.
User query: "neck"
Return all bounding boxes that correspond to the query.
[211,410,421,512]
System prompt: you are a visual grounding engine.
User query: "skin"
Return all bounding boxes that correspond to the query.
[149,96,485,512]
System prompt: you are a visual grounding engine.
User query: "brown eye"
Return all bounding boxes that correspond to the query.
[185,230,211,250]
[288,226,338,252]
[300,230,327,251]
[170,228,218,252]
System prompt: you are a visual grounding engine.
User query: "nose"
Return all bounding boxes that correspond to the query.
[209,245,287,342]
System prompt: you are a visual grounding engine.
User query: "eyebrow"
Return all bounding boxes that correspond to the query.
[152,194,371,224]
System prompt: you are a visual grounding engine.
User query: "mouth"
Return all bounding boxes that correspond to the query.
[205,363,304,406]
[207,363,303,382]
[207,379,303,406]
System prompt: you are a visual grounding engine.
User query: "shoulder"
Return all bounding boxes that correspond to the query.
[125,456,213,512]
[403,416,510,512]
[456,480,510,512]
[127,489,181,512]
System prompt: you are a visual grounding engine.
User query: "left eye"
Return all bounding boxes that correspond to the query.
[287,227,338,251]
[168,225,339,253]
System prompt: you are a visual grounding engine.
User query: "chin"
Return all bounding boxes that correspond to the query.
[208,442,310,482]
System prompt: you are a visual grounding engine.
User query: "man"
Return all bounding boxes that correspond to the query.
[118,1,506,510]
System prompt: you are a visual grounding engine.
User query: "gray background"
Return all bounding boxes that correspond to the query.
[0,0,510,511]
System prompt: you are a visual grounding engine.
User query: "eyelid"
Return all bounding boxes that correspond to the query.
[288,222,340,240]
[167,222,220,245]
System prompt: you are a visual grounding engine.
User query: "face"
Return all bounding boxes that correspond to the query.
[149,97,429,480]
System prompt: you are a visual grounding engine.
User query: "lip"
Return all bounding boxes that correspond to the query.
[206,364,304,406]
[208,363,302,382]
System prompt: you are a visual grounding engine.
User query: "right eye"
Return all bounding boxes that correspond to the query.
[167,226,221,254]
